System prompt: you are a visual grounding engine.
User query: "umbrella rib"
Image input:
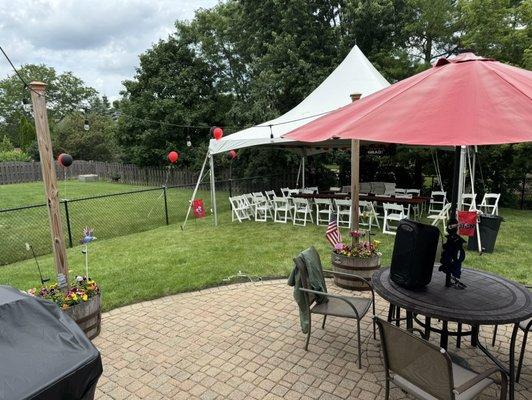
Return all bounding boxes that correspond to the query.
[482,62,532,101]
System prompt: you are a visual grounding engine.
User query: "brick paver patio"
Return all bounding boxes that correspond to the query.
[93,279,531,399]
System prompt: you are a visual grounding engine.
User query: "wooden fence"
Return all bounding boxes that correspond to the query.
[0,160,229,187]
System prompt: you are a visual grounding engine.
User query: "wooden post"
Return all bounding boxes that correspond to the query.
[350,93,362,246]
[29,82,70,289]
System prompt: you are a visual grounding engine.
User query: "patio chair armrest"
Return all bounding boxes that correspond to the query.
[298,288,362,319]
[453,367,506,395]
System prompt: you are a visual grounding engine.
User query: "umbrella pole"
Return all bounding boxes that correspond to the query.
[350,139,360,246]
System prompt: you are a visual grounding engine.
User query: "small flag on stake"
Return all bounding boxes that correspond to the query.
[326,212,342,247]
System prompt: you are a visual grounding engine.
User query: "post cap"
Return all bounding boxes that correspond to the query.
[28,81,47,92]
[350,93,362,102]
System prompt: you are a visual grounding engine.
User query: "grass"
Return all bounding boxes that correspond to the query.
[0,206,529,312]
[0,180,153,209]
[0,180,228,265]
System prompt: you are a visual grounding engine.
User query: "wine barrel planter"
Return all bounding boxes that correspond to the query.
[331,252,380,290]
[64,293,101,340]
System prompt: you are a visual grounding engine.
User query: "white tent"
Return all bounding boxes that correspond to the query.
[184,45,390,227]
[208,45,390,155]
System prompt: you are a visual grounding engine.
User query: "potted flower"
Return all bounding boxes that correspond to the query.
[28,276,101,339]
[331,230,382,290]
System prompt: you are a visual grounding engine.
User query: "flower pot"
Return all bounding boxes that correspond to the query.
[63,293,101,340]
[331,252,380,290]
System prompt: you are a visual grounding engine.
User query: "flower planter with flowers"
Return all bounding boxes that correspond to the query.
[28,276,101,339]
[331,230,381,290]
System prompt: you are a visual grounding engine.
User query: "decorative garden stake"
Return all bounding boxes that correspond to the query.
[80,227,96,279]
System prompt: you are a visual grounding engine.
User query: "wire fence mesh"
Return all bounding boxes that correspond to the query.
[0,174,296,266]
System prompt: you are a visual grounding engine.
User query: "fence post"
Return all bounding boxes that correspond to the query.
[63,200,73,248]
[229,178,233,197]
[163,186,169,225]
[520,175,526,210]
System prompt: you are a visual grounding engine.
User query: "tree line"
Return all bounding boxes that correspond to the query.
[0,0,530,204]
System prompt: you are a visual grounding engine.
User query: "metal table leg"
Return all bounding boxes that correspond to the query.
[509,324,519,400]
[440,321,449,350]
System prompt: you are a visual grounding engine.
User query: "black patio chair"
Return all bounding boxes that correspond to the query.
[294,247,375,368]
[491,285,532,383]
[375,317,508,400]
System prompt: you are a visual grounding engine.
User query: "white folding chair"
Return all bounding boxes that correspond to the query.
[306,186,319,194]
[428,191,447,215]
[461,193,477,211]
[406,189,421,216]
[329,186,341,193]
[406,189,420,196]
[281,187,290,198]
[428,203,452,230]
[359,200,380,230]
[253,194,272,222]
[292,198,313,226]
[300,188,314,194]
[394,188,407,195]
[287,189,300,197]
[229,196,251,222]
[273,196,292,223]
[479,193,500,215]
[315,198,333,226]
[383,203,405,235]
[335,199,352,228]
[360,182,372,194]
[383,182,395,196]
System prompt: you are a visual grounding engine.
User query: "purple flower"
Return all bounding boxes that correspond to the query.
[334,242,344,250]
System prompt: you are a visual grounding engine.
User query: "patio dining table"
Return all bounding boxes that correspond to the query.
[372,266,532,400]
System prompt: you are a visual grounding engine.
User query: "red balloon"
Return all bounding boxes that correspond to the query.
[57,153,73,167]
[228,150,237,160]
[212,126,223,140]
[167,151,179,164]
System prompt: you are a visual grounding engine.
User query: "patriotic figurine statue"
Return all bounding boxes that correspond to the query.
[80,227,96,278]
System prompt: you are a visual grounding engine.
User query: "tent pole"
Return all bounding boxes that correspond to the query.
[209,153,218,226]
[181,152,209,230]
[467,147,482,254]
[350,139,360,246]
[301,155,306,189]
[295,158,301,187]
[457,146,466,210]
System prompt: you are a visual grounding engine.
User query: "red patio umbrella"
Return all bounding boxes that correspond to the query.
[283,52,532,285]
[284,53,532,145]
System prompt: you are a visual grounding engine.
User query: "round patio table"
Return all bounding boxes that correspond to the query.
[372,266,532,400]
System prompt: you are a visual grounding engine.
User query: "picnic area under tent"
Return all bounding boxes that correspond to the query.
[185,45,390,226]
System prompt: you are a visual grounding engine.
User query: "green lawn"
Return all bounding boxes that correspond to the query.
[0,180,153,209]
[0,207,529,312]
[0,180,227,265]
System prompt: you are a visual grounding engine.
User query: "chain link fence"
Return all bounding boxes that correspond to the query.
[0,174,296,266]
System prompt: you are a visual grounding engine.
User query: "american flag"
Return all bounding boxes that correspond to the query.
[326,212,341,247]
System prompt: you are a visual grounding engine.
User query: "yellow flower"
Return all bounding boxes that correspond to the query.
[71,293,78,301]
[82,294,88,301]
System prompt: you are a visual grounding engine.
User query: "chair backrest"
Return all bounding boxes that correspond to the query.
[481,193,500,209]
[437,203,452,217]
[265,190,276,201]
[252,191,264,197]
[300,189,314,194]
[288,189,300,197]
[273,196,288,208]
[372,182,386,195]
[375,318,454,400]
[406,189,421,196]
[329,186,341,192]
[395,194,413,199]
[335,199,351,209]
[360,182,372,193]
[383,182,396,196]
[293,197,309,207]
[395,188,407,195]
[383,203,404,214]
[281,187,290,197]
[306,186,319,193]
[461,193,476,209]
[358,200,372,210]
[314,198,332,206]
[431,191,447,203]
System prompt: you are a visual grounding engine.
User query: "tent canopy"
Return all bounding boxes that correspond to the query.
[208,45,390,155]
[283,53,532,146]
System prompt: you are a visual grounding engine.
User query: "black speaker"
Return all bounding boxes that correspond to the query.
[390,219,440,289]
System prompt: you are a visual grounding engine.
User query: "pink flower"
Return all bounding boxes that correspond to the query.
[334,242,344,250]
[349,230,362,238]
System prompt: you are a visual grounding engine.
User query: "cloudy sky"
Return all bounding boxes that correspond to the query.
[0,0,218,100]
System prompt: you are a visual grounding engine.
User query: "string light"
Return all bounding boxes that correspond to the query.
[186,135,192,147]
